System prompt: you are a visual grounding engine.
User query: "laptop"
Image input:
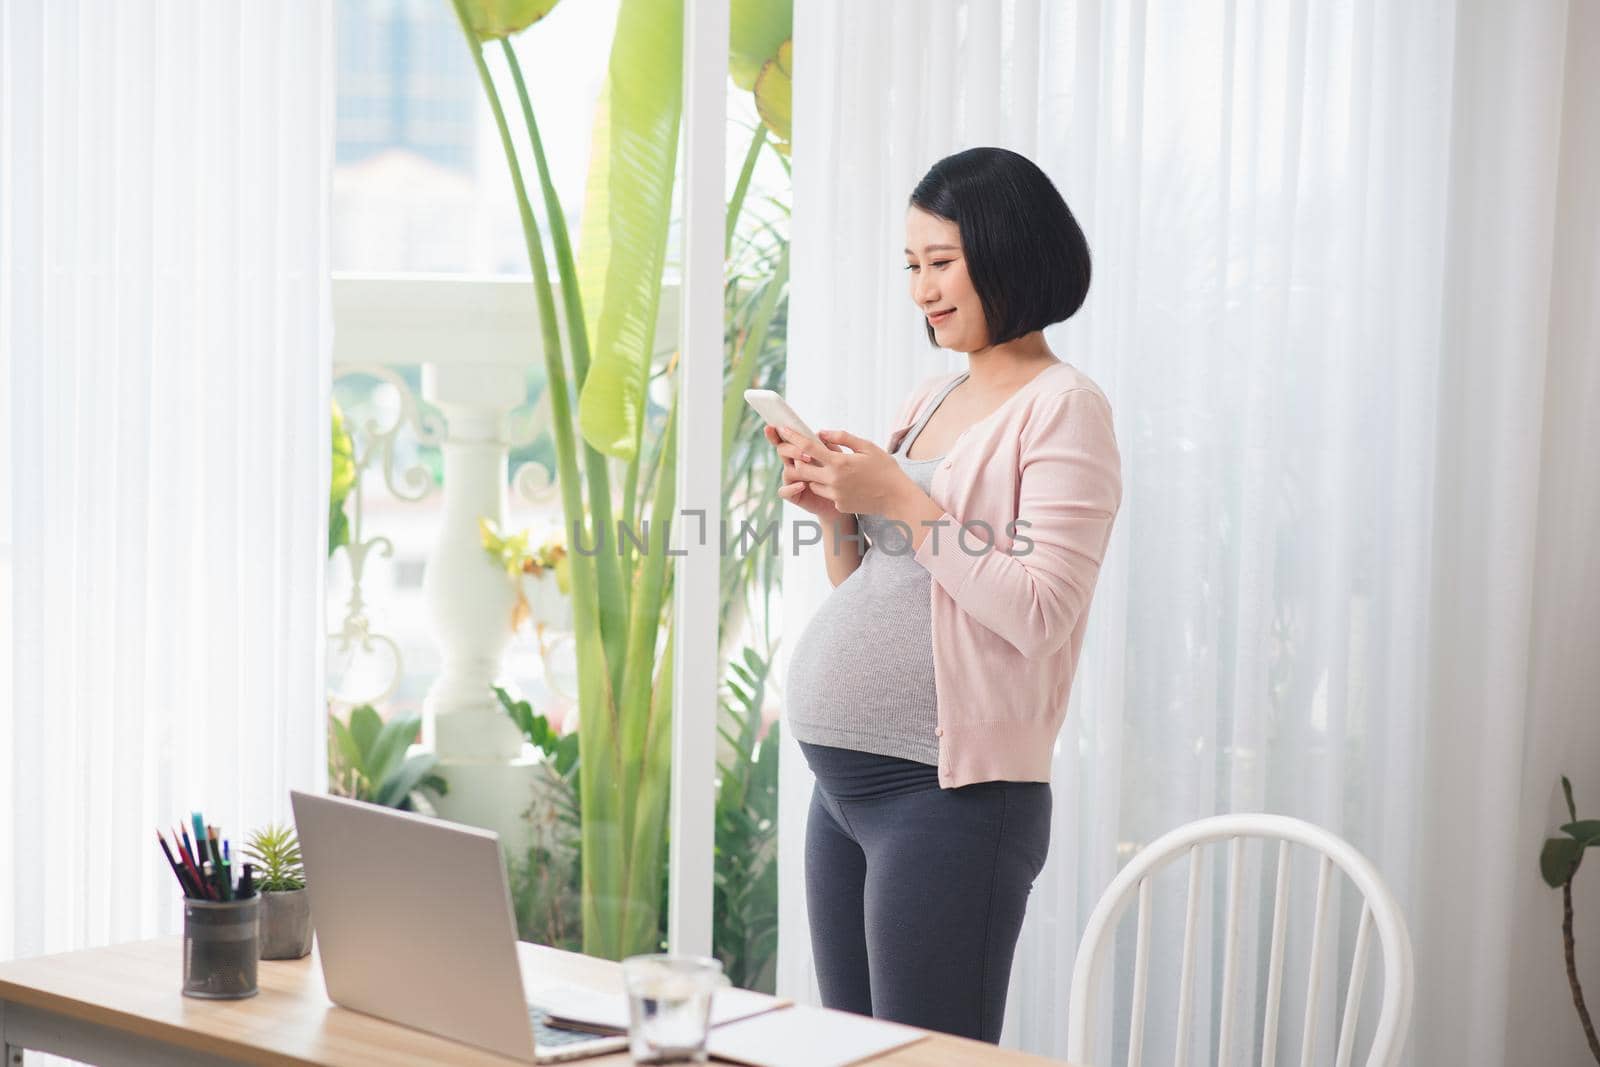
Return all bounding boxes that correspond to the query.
[288,790,630,1062]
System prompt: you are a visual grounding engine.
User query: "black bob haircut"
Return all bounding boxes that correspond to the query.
[908,147,1092,349]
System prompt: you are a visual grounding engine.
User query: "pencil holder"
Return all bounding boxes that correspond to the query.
[182,896,260,999]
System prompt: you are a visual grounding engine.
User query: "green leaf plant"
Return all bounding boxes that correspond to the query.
[447,0,791,963]
[1541,775,1600,1063]
[712,644,780,990]
[328,704,449,813]
[242,823,306,893]
[496,685,584,950]
[448,0,671,960]
[329,399,356,558]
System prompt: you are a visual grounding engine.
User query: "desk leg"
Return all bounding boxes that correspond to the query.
[1,995,18,1065]
[2,996,21,1065]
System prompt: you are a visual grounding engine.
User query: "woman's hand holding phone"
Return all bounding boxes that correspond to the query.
[767,424,845,521]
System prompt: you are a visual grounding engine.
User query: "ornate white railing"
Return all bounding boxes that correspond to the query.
[328,363,446,707]
[330,272,678,856]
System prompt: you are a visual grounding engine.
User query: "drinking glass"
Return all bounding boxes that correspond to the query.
[620,953,728,1064]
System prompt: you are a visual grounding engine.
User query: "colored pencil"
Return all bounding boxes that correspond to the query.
[157,831,197,898]
[174,826,214,900]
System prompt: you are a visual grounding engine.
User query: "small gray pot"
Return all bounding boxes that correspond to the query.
[258,888,314,960]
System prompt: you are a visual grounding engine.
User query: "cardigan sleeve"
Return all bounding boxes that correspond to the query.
[911,387,1122,659]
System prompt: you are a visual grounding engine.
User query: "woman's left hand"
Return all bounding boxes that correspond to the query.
[773,425,918,515]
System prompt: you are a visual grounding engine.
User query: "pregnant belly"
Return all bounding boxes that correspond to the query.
[784,554,937,722]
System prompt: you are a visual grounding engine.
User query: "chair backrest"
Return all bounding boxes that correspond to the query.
[1065,814,1413,1067]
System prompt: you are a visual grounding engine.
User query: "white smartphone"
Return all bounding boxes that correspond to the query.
[744,388,820,443]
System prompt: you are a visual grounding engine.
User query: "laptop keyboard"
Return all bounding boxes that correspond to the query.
[529,1003,622,1048]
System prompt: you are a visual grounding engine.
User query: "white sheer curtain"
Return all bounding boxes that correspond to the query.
[1,0,333,961]
[781,2,1600,1065]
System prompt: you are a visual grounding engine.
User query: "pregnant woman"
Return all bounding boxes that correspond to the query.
[767,147,1123,1043]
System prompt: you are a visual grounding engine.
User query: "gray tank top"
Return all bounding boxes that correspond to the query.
[783,372,968,766]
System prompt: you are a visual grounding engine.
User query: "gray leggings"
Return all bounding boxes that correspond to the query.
[799,740,1052,1043]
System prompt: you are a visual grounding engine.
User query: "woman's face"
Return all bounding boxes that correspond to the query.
[905,206,985,351]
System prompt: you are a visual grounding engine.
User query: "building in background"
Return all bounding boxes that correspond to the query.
[336,0,475,170]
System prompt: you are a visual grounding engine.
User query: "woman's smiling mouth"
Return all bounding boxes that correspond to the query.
[928,308,955,326]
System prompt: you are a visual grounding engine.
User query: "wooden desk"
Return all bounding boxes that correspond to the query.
[0,938,1070,1066]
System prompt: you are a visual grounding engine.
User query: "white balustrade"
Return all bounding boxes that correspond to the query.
[419,361,546,857]
[331,275,678,863]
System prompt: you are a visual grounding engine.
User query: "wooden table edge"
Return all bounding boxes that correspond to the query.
[0,938,1073,1066]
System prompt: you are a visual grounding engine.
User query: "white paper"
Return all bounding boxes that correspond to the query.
[528,983,788,1033]
[704,1004,930,1067]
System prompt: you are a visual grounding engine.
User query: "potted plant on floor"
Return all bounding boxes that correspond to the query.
[244,823,312,960]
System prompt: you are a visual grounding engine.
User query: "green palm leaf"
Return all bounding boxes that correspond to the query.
[460,0,561,41]
[574,0,684,462]
[752,39,792,154]
[730,0,792,91]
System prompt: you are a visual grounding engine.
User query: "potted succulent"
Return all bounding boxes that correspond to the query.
[243,823,313,960]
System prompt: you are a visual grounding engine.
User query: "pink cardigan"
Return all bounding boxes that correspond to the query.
[885,361,1122,788]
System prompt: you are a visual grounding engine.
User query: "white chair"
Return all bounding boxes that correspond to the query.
[1066,814,1414,1067]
